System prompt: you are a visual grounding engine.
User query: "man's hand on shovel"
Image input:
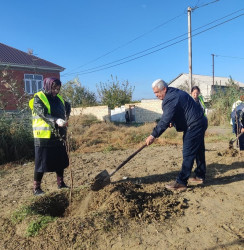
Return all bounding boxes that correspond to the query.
[229,130,244,149]
[146,135,155,146]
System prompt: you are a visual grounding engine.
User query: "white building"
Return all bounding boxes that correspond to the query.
[168,73,244,101]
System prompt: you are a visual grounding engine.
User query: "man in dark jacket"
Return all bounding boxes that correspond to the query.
[146,79,207,191]
[231,102,244,150]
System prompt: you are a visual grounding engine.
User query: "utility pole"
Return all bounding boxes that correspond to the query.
[211,54,215,85]
[188,7,192,93]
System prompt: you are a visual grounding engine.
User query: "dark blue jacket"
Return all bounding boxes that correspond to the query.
[152,87,204,138]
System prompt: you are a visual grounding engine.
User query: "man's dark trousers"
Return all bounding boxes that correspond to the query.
[176,118,207,185]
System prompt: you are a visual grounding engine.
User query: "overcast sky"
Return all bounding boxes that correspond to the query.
[1,0,244,100]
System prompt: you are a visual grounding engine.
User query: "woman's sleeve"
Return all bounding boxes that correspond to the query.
[65,101,71,119]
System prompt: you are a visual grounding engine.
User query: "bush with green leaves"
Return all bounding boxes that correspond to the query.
[0,115,34,164]
[97,75,134,109]
[208,77,244,125]
[60,77,97,108]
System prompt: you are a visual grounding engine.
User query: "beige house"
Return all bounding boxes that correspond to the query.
[169,73,244,101]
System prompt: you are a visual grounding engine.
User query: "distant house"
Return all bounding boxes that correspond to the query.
[168,73,244,102]
[0,43,65,110]
[72,73,244,123]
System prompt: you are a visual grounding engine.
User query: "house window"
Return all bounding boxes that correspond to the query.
[24,74,43,94]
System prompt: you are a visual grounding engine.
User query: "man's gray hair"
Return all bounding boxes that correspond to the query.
[152,79,168,90]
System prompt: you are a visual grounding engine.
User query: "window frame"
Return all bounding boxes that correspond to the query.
[24,74,43,94]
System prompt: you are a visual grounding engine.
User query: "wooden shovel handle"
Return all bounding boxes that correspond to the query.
[109,143,147,177]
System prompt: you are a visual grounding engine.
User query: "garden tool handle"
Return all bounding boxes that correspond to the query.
[109,143,147,177]
[230,132,244,144]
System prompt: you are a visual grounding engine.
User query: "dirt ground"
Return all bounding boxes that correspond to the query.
[0,127,244,250]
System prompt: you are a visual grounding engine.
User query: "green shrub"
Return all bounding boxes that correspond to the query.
[0,115,34,164]
[209,78,244,125]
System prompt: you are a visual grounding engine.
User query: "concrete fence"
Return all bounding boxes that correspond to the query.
[71,105,110,121]
[71,99,163,123]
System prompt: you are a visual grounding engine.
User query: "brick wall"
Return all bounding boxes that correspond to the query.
[0,68,60,110]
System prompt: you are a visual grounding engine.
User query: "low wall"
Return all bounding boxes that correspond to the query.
[128,100,162,123]
[71,100,163,123]
[71,105,110,121]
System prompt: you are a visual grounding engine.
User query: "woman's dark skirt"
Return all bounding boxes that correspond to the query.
[35,146,69,172]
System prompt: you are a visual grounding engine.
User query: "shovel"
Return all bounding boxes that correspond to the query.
[229,132,244,149]
[91,143,147,191]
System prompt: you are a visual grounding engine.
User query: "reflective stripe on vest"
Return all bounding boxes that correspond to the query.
[198,95,206,116]
[198,95,205,108]
[29,91,65,139]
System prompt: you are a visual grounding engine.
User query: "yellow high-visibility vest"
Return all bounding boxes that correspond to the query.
[29,91,65,139]
[198,95,206,116]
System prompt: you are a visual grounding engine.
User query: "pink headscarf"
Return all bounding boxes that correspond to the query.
[43,78,61,93]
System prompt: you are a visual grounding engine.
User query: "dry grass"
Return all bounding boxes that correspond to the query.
[67,114,183,153]
[67,114,233,154]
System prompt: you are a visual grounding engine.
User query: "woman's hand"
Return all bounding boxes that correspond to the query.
[56,119,67,127]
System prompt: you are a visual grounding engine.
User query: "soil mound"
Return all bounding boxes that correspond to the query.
[217,148,238,157]
[7,182,189,249]
[92,182,188,221]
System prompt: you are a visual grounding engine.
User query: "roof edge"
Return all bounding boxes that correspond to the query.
[0,63,65,72]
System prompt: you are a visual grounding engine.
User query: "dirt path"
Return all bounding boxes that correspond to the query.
[0,139,244,249]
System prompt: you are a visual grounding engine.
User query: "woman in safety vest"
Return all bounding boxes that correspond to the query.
[29,77,71,195]
[191,86,206,115]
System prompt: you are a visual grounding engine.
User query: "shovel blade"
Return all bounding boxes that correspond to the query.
[229,139,235,149]
[91,170,111,191]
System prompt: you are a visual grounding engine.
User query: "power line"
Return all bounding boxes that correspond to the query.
[63,13,185,75]
[67,13,244,76]
[191,0,220,11]
[61,8,244,77]
[215,54,244,60]
[63,0,222,77]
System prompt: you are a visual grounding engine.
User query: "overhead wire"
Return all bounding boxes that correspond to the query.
[64,0,221,76]
[62,13,185,75]
[61,8,244,76]
[62,13,243,76]
[74,13,244,75]
[191,0,220,11]
[215,54,244,60]
[63,8,243,76]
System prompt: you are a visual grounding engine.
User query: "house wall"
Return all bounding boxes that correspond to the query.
[169,74,214,100]
[0,68,60,110]
[169,73,244,102]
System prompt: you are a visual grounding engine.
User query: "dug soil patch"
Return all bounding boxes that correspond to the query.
[0,136,243,249]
